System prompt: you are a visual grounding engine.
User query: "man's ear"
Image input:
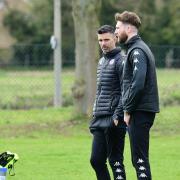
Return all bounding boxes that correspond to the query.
[125,24,131,33]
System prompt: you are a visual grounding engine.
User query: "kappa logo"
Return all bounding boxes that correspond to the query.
[137,158,144,164]
[134,66,138,71]
[116,175,124,179]
[134,58,139,63]
[139,173,147,178]
[114,162,120,166]
[139,166,146,171]
[134,50,140,55]
[116,168,122,173]
[109,59,115,65]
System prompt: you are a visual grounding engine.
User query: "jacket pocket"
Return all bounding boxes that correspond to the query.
[109,96,119,112]
[109,97,114,112]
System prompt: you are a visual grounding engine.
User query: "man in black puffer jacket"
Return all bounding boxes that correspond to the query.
[115,11,159,180]
[89,25,127,180]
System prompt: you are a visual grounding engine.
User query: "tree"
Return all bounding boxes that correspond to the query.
[3,0,75,65]
[101,0,157,44]
[156,0,180,45]
[3,10,36,43]
[72,0,101,115]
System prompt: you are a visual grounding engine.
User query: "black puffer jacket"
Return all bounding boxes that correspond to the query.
[122,35,159,113]
[92,48,125,121]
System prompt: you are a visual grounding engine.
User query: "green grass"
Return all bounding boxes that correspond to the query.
[0,106,84,138]
[0,106,74,125]
[0,68,180,109]
[0,105,179,137]
[153,106,180,135]
[0,68,179,179]
[157,69,180,106]
[0,68,74,109]
[0,105,179,179]
[1,135,180,180]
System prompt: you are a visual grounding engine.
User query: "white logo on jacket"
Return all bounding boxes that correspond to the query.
[114,161,120,166]
[116,168,122,173]
[137,159,144,164]
[99,59,103,65]
[139,166,146,171]
[134,66,138,71]
[134,50,140,55]
[134,58,139,63]
[109,59,115,65]
[122,60,125,65]
[116,175,124,179]
[139,173,147,178]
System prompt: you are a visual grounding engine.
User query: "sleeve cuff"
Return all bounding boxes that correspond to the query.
[112,114,123,121]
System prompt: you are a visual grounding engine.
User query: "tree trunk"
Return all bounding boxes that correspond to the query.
[72,0,101,116]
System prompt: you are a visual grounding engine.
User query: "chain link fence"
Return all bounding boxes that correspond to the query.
[0,44,179,110]
[150,45,180,68]
[1,44,179,68]
[0,44,75,67]
[0,44,75,110]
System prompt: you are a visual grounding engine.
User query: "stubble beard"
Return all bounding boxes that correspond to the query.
[101,46,110,53]
[119,32,128,44]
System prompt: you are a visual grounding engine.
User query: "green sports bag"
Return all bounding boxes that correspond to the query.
[0,151,19,176]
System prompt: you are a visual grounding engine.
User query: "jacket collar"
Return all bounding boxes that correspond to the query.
[103,47,121,59]
[125,35,141,49]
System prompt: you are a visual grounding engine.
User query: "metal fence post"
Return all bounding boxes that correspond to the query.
[53,0,62,107]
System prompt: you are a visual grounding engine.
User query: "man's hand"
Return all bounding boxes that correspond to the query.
[113,119,119,126]
[124,112,130,126]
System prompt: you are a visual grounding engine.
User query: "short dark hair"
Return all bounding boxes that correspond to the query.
[97,25,114,34]
[115,11,141,29]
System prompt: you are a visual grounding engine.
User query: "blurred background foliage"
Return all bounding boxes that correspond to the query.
[2,0,180,64]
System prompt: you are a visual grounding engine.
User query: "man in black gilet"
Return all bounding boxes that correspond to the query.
[115,11,159,180]
[89,25,127,180]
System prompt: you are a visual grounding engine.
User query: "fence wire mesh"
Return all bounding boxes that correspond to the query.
[0,44,179,110]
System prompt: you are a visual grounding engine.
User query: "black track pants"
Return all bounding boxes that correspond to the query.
[90,127,126,180]
[128,111,155,180]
